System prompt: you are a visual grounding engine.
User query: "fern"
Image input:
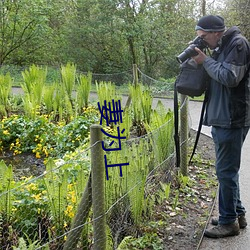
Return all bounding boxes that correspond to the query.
[0,73,12,116]
[0,160,14,221]
[43,84,55,113]
[117,236,134,249]
[145,100,174,163]
[43,159,68,228]
[96,81,120,108]
[77,72,92,110]
[60,62,76,101]
[21,65,47,118]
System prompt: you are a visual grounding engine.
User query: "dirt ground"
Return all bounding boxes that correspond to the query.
[159,130,217,250]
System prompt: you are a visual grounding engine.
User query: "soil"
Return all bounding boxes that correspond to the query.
[159,130,217,250]
[0,152,45,180]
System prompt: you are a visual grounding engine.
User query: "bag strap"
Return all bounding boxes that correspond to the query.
[174,81,208,167]
[188,91,208,164]
[174,80,180,168]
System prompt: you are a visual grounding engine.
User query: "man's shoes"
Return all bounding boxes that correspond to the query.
[204,222,240,238]
[211,214,247,229]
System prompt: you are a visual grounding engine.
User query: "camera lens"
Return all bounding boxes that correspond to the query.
[176,45,198,63]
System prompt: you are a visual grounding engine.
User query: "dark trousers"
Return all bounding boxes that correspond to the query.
[211,126,249,225]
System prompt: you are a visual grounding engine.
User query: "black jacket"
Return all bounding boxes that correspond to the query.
[203,26,250,128]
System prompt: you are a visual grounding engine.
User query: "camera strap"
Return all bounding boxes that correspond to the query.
[174,85,208,168]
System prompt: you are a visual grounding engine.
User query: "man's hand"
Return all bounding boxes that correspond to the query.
[192,47,207,64]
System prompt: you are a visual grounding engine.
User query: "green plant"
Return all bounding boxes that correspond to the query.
[0,107,99,158]
[158,182,171,203]
[117,233,163,250]
[0,73,12,117]
[0,161,17,248]
[21,65,47,118]
[12,176,49,241]
[43,159,69,225]
[0,115,57,157]
[96,81,120,109]
[129,83,152,126]
[76,72,92,110]
[178,173,191,189]
[43,84,56,114]
[0,161,15,222]
[105,138,152,229]
[60,63,76,101]
[172,190,180,210]
[42,156,90,238]
[145,100,174,163]
[13,233,49,250]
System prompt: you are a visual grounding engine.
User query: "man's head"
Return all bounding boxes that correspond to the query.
[195,15,225,49]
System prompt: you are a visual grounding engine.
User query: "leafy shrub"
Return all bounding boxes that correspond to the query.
[0,106,99,158]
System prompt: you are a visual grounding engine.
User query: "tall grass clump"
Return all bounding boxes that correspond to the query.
[76,72,92,112]
[96,81,120,107]
[0,73,12,117]
[60,63,76,103]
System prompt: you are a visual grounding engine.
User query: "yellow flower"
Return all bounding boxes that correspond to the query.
[14,149,22,155]
[65,205,74,218]
[3,130,9,135]
[36,152,41,159]
[12,207,17,212]
[43,147,49,157]
[71,195,76,204]
[26,183,37,191]
[32,193,42,201]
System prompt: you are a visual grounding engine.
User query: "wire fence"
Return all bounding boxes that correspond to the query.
[0,64,175,97]
[0,66,190,249]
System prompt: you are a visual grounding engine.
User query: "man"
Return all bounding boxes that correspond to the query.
[192,15,250,238]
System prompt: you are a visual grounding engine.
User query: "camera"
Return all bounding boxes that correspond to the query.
[176,36,208,64]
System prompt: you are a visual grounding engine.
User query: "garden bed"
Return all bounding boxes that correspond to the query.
[0,130,217,250]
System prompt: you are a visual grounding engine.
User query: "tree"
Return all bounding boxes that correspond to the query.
[0,0,48,65]
[0,0,230,79]
[63,0,131,73]
[66,0,199,78]
[220,0,250,39]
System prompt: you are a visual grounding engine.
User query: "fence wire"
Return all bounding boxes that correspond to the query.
[0,68,191,249]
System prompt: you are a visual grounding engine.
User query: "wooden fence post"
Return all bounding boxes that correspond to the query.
[125,64,138,110]
[91,124,106,250]
[133,63,138,86]
[63,175,92,250]
[180,94,188,176]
